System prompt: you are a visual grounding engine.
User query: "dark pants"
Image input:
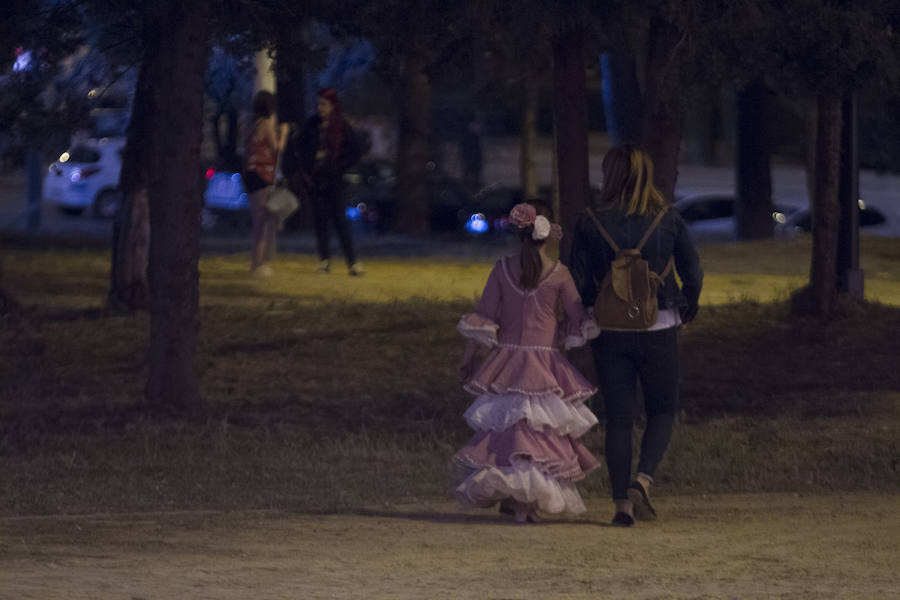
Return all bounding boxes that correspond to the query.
[311,181,356,266]
[591,327,679,501]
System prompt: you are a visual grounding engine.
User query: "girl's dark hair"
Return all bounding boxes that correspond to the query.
[519,200,553,290]
[252,91,277,119]
[318,88,345,163]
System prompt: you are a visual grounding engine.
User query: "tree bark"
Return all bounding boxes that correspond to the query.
[552,28,590,263]
[0,260,20,317]
[393,49,431,234]
[519,76,539,200]
[145,0,210,411]
[808,91,842,320]
[109,16,161,311]
[641,16,683,204]
[735,80,774,240]
[600,52,643,146]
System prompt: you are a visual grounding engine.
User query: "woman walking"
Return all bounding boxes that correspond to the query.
[285,88,363,276]
[244,90,282,277]
[570,144,703,527]
[452,202,601,523]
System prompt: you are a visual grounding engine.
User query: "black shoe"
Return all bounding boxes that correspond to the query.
[611,512,634,527]
[627,481,657,521]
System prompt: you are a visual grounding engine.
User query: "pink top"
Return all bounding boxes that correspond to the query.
[458,257,598,402]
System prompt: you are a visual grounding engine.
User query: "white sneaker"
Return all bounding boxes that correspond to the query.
[349,262,366,276]
[316,260,331,274]
[251,264,274,278]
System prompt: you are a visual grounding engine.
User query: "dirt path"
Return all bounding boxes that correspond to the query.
[1,493,897,599]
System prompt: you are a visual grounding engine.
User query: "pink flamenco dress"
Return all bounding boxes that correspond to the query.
[452,257,601,516]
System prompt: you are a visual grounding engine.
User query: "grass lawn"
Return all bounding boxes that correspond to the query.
[0,235,898,516]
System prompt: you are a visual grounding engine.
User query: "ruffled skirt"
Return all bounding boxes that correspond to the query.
[452,396,601,516]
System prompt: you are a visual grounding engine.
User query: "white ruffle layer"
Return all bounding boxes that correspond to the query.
[464,392,598,439]
[457,315,499,347]
[563,318,601,350]
[454,458,587,514]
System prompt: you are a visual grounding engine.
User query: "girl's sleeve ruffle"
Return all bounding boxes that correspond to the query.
[457,313,499,347]
[563,314,600,350]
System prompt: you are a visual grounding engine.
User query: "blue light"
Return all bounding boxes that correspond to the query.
[466,213,488,234]
[346,206,361,220]
[231,173,242,183]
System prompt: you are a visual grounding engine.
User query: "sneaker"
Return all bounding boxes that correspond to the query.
[251,264,274,278]
[627,481,657,521]
[611,511,635,527]
[316,260,331,274]
[348,262,366,276]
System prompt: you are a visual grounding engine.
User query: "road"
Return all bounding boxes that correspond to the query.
[1,493,897,599]
[1,145,898,242]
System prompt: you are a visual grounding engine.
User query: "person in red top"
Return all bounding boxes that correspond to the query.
[244,91,281,277]
[282,88,363,275]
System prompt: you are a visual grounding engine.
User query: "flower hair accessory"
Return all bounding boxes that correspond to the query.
[508,203,536,228]
[532,215,551,240]
[549,223,563,241]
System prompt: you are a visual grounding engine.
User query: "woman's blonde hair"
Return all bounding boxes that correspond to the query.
[596,144,667,216]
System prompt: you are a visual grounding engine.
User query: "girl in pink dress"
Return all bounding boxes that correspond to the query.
[452,202,601,523]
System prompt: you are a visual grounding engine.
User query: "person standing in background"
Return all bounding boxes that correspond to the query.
[283,88,363,276]
[244,91,281,278]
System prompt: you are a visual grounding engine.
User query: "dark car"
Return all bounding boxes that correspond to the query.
[776,199,888,236]
[343,158,474,233]
[674,193,798,242]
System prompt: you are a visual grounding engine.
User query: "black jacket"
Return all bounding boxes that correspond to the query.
[570,207,703,321]
[282,115,362,189]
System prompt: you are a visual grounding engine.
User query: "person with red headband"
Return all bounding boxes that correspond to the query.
[283,88,363,276]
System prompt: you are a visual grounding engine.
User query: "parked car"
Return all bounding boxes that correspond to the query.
[342,158,476,234]
[43,137,125,217]
[674,193,798,241]
[775,199,888,236]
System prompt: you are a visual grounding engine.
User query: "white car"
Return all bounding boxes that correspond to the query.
[43,137,125,217]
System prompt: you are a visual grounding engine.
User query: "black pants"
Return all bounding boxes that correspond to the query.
[311,182,356,266]
[591,327,679,501]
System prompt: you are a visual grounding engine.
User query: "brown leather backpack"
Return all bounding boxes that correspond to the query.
[585,207,674,330]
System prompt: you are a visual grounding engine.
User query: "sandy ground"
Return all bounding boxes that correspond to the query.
[1,493,898,600]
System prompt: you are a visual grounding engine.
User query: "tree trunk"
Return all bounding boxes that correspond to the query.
[25,147,42,230]
[552,28,590,263]
[145,0,210,411]
[808,92,842,320]
[600,52,643,145]
[393,49,430,234]
[519,76,539,200]
[0,260,20,317]
[109,17,161,311]
[641,16,684,204]
[735,80,774,240]
[643,105,681,204]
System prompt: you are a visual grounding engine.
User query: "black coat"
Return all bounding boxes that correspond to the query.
[282,116,362,192]
[569,207,703,321]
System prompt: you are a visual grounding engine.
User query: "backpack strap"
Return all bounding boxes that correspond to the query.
[635,207,670,252]
[655,256,675,281]
[584,208,620,253]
